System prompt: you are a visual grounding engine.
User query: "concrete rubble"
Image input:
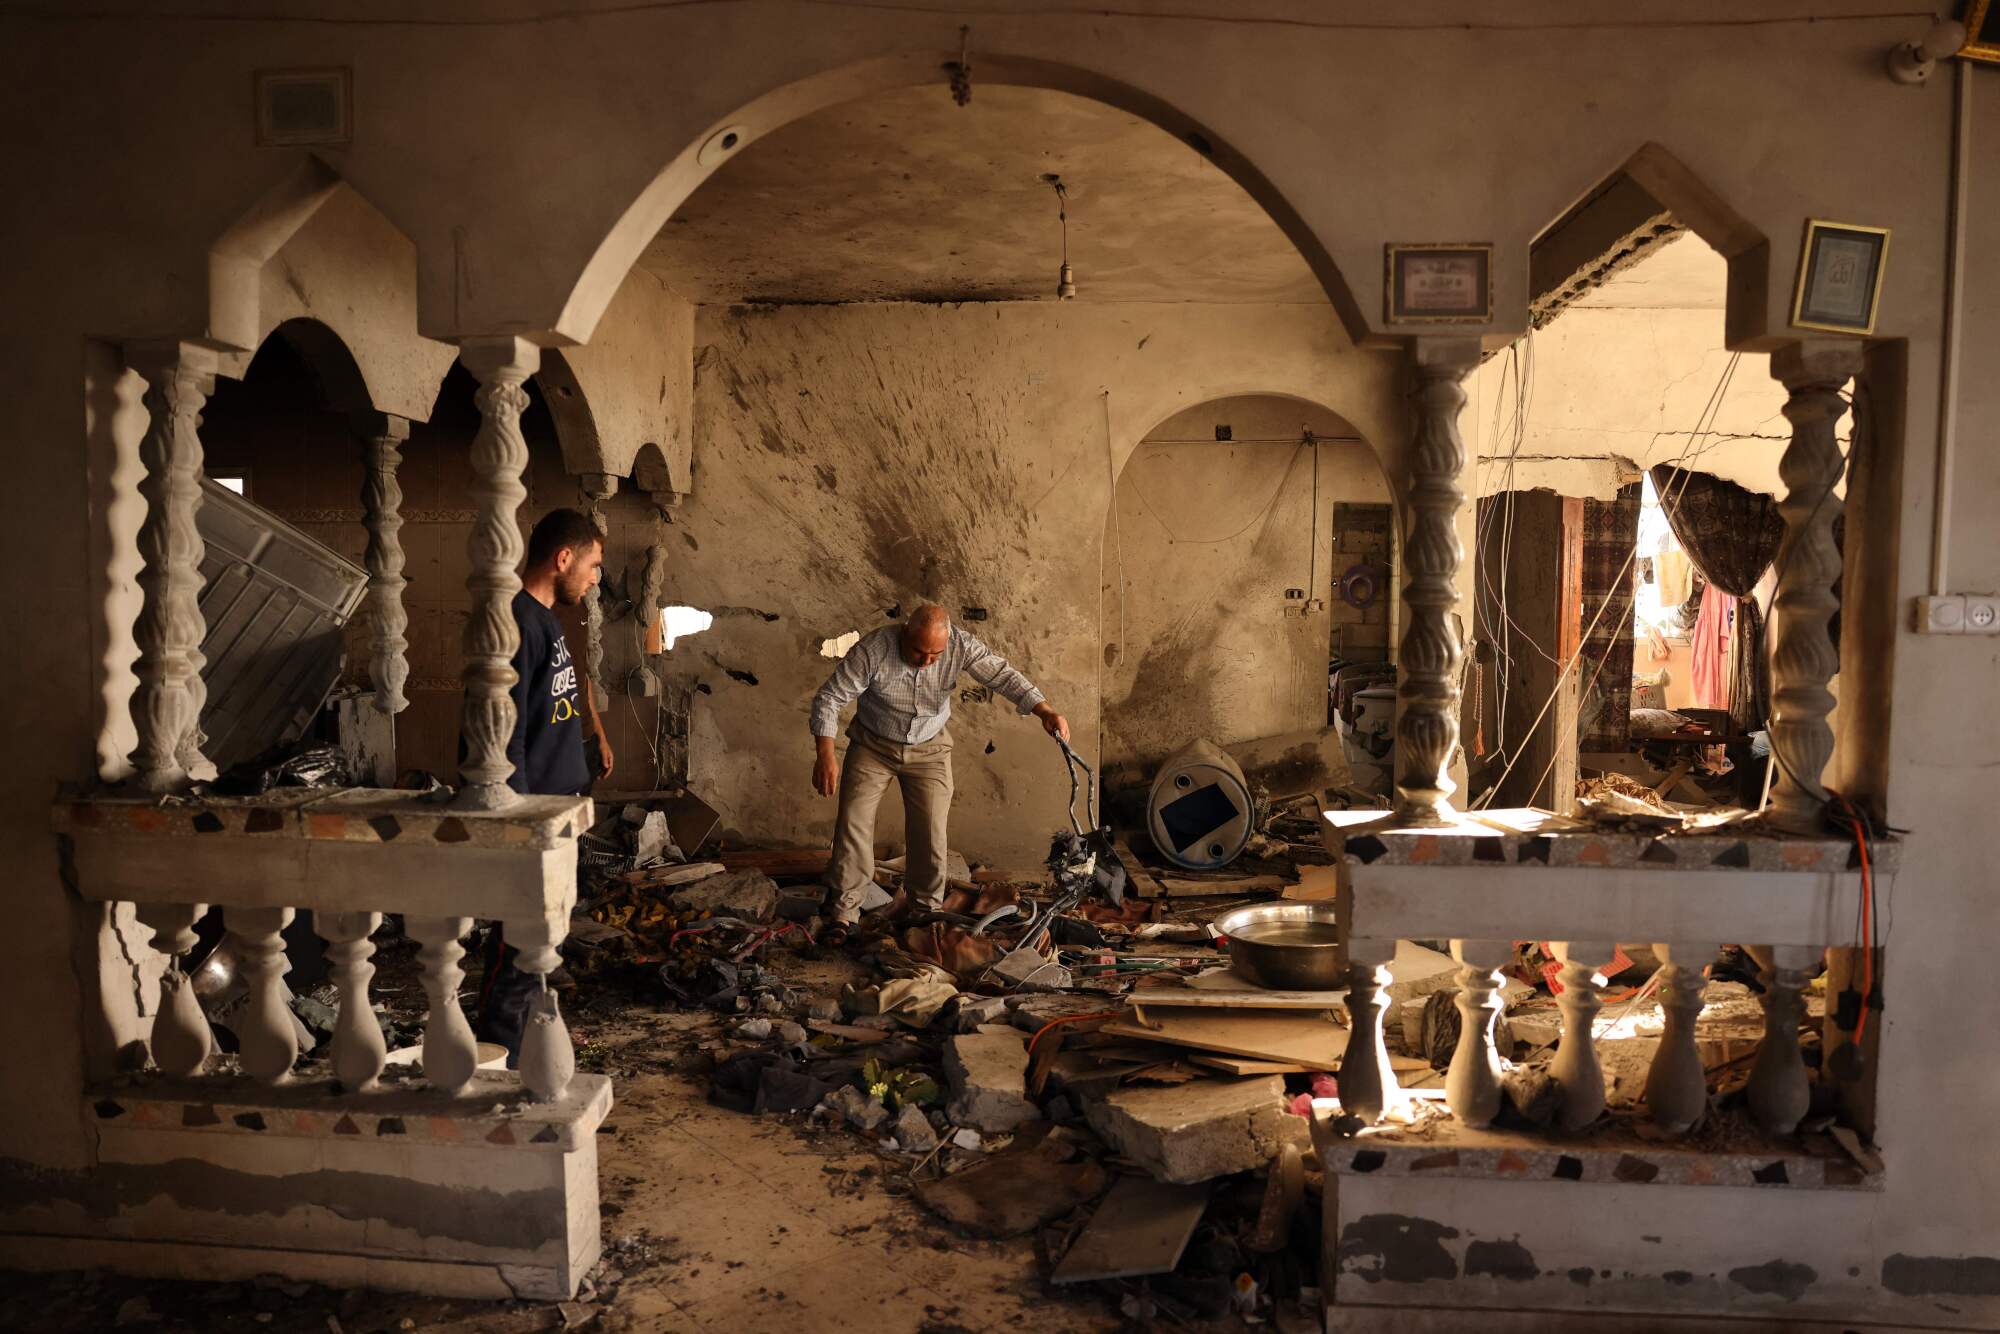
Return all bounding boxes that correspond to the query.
[1081,1076,1309,1185]
[945,1027,1042,1132]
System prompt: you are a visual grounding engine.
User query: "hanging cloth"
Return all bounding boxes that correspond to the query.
[1650,466,1787,733]
[1689,582,1735,712]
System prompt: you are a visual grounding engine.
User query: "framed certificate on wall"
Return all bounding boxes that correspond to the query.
[1790,220,1890,336]
[1385,244,1493,323]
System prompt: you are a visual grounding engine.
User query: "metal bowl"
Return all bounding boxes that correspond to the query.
[1213,902,1343,991]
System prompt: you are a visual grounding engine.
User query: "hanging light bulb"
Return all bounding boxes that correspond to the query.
[1048,175,1077,300]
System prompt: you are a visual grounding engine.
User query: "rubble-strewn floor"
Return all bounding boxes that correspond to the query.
[0,983,1135,1334]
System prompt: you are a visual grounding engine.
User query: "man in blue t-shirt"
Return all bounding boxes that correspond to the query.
[478,508,613,1060]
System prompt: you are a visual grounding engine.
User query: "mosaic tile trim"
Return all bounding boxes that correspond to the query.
[54,788,590,852]
[1321,1126,1881,1193]
[1335,827,1896,876]
[86,1071,611,1153]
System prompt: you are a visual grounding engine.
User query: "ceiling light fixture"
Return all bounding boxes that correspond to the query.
[1045,174,1077,300]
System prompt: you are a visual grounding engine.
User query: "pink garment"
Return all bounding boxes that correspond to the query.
[1688,583,1735,711]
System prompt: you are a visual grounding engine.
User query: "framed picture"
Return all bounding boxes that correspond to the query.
[1961,1,2000,64]
[1384,244,1493,323]
[1790,220,1890,336]
[254,68,352,147]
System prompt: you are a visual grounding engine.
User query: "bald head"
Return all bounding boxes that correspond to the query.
[900,604,951,667]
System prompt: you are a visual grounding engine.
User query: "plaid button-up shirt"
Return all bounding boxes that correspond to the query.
[810,624,1044,744]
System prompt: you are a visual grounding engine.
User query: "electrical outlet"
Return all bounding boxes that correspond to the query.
[1967,595,2000,634]
[1918,594,1965,634]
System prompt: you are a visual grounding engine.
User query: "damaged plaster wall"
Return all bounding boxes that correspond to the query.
[1100,395,1388,778]
[544,270,695,486]
[1468,239,1793,501]
[672,302,1403,866]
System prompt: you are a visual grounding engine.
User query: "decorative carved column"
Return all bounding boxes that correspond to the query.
[357,412,412,716]
[1338,937,1399,1122]
[407,914,479,1095]
[1394,337,1480,825]
[578,473,617,713]
[228,906,298,1084]
[507,910,575,1101]
[1766,341,1861,833]
[1645,941,1718,1134]
[318,911,387,1091]
[456,337,540,809]
[1445,938,1511,1127]
[125,341,221,793]
[134,902,212,1078]
[1746,944,1819,1136]
[1549,940,1616,1131]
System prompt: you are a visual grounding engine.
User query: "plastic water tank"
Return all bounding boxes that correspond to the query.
[1146,739,1254,870]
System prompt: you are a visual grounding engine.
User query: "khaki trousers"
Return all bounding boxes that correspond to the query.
[828,724,954,924]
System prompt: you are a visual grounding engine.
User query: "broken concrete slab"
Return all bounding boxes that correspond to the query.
[1081,1075,1305,1185]
[666,868,779,922]
[945,1028,1042,1133]
[632,810,680,864]
[1004,992,1111,1034]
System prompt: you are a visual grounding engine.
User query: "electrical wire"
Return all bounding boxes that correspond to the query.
[1472,352,1741,808]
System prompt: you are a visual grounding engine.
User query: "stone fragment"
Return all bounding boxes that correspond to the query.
[893,1102,939,1152]
[1081,1076,1305,1184]
[667,869,779,923]
[820,1084,890,1133]
[775,1021,807,1047]
[1004,992,1108,1033]
[954,995,1010,1031]
[733,1018,773,1041]
[806,998,843,1022]
[945,1029,1042,1133]
[951,1127,984,1151]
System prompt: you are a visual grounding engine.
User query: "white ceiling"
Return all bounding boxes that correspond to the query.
[638,85,1327,306]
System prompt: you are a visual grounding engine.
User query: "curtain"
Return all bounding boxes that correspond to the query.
[1579,482,1641,751]
[1650,466,1785,734]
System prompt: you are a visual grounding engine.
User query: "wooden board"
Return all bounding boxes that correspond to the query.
[1157,873,1289,896]
[1188,1054,1307,1076]
[1052,1175,1211,1284]
[1112,835,1169,899]
[1101,1012,1346,1071]
[1130,986,1345,1011]
[616,861,725,888]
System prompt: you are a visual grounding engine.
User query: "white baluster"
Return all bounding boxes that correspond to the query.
[134,902,211,1078]
[456,337,539,810]
[317,911,387,1092]
[1646,941,1718,1134]
[228,907,298,1084]
[1446,939,1511,1127]
[1746,944,1819,1136]
[357,412,412,717]
[407,915,478,1095]
[124,341,220,793]
[506,911,575,1101]
[1393,336,1479,825]
[1339,937,1399,1122]
[1549,941,1616,1131]
[1765,341,1860,833]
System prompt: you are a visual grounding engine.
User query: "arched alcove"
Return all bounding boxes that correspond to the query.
[1101,393,1395,795]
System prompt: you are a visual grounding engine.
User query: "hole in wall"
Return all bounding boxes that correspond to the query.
[725,668,759,686]
[660,606,714,650]
[820,630,861,659]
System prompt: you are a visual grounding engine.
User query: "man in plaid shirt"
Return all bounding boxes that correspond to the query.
[809,605,1068,941]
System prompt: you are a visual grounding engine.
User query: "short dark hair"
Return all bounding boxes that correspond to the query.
[526,508,602,570]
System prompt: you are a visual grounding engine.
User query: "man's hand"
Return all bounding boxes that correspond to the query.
[812,737,840,797]
[593,730,615,781]
[1033,702,1071,744]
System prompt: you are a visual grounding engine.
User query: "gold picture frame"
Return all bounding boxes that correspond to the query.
[1384,243,1493,323]
[1961,0,2000,64]
[1789,220,1890,337]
